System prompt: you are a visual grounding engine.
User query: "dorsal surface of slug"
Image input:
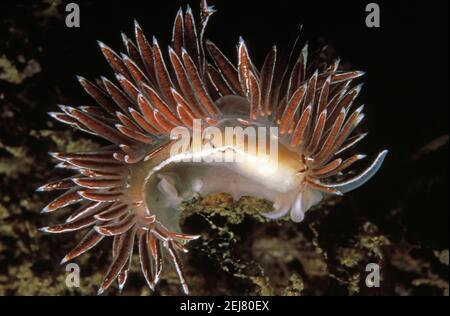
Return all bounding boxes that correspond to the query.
[39,0,388,295]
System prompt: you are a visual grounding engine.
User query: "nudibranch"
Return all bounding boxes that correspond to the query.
[38,0,387,295]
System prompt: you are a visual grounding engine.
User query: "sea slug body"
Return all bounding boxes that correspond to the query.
[39,0,387,295]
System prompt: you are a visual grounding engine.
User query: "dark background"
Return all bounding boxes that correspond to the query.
[0,0,448,296]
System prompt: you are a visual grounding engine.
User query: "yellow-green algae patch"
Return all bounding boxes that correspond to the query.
[0,55,41,85]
